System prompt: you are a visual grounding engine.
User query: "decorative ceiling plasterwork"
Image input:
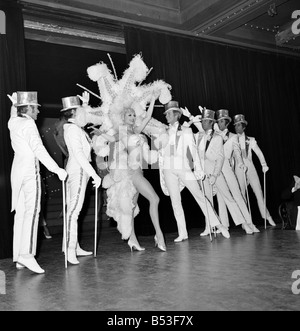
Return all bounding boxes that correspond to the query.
[19,0,300,57]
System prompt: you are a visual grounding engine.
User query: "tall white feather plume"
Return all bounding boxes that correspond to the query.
[86,53,173,149]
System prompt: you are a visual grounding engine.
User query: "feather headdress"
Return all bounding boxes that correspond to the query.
[83,53,172,156]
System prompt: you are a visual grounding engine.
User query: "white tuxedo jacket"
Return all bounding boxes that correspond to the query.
[8,114,60,211]
[159,125,201,196]
[197,130,224,177]
[63,121,98,178]
[237,133,267,167]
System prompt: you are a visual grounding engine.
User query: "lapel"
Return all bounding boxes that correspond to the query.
[205,129,214,152]
[223,130,230,144]
[245,135,250,156]
[238,133,247,158]
[175,124,182,148]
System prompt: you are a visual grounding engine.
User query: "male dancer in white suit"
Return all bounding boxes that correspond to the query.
[214,109,259,233]
[60,95,102,264]
[158,101,230,242]
[193,108,253,236]
[8,91,67,274]
[233,114,276,226]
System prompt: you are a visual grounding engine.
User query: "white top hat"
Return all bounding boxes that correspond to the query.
[61,96,81,112]
[15,91,40,107]
[164,100,182,114]
[201,108,216,122]
[216,109,232,123]
[233,114,248,126]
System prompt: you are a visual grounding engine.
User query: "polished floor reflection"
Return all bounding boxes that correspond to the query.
[0,224,300,311]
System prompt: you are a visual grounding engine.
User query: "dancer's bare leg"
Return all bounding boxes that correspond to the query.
[132,174,165,247]
[128,192,145,251]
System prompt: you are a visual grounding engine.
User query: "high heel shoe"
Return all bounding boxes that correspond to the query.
[154,235,167,252]
[128,239,145,252]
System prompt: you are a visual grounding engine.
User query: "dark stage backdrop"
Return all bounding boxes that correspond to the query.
[125,26,300,232]
[0,0,26,259]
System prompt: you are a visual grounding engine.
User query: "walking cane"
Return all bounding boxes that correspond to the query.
[62,179,68,269]
[264,171,267,230]
[209,183,218,238]
[243,171,252,222]
[94,187,98,258]
[200,179,213,242]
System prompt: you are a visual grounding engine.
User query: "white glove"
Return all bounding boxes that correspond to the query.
[77,91,90,105]
[209,175,216,185]
[192,115,202,123]
[195,170,206,181]
[182,121,191,128]
[262,165,269,173]
[238,163,247,172]
[198,105,206,113]
[7,92,17,105]
[92,174,102,188]
[56,168,68,181]
[180,107,192,119]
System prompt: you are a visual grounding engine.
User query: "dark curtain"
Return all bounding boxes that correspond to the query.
[0,0,26,259]
[125,26,300,232]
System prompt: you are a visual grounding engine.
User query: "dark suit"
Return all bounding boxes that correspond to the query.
[281,178,300,230]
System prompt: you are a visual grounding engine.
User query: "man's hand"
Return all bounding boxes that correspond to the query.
[262,165,269,173]
[92,174,102,188]
[87,125,102,136]
[57,168,68,181]
[180,107,192,119]
[198,105,206,113]
[209,175,216,185]
[195,170,206,181]
[192,115,202,123]
[77,91,90,105]
[7,92,17,105]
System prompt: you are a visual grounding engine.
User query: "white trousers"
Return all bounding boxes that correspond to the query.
[163,167,221,237]
[235,161,271,220]
[13,174,41,262]
[203,172,244,228]
[65,169,89,250]
[218,160,252,226]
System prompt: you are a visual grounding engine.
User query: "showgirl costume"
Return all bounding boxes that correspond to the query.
[74,54,172,239]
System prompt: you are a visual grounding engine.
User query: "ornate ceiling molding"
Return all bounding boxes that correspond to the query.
[24,20,125,45]
[194,0,268,35]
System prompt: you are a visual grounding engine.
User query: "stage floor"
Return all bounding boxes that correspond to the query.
[0,224,299,311]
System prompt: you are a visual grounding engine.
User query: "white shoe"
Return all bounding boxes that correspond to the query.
[128,239,145,252]
[76,247,93,257]
[217,225,230,239]
[154,236,167,252]
[268,218,276,227]
[67,249,80,265]
[174,235,188,242]
[200,229,210,237]
[250,224,260,233]
[16,262,25,269]
[17,256,45,274]
[242,223,254,235]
